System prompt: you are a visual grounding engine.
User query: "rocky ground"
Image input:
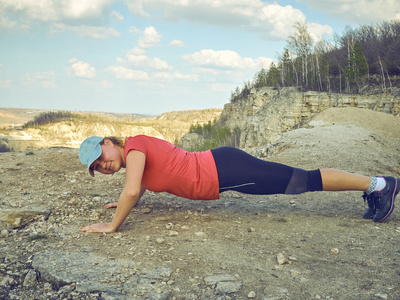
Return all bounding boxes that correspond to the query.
[1,107,400,300]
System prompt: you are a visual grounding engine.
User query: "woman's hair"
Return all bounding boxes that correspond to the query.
[101,136,125,148]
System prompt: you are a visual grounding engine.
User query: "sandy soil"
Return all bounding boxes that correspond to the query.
[1,107,400,300]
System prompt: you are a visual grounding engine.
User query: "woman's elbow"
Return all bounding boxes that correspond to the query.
[123,188,141,199]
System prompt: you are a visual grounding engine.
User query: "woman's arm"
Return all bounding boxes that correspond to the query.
[80,150,146,233]
[104,186,146,208]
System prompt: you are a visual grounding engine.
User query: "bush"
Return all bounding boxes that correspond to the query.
[23,111,77,128]
[0,140,11,153]
[188,121,241,151]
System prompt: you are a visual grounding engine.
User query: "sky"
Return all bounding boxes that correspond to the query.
[0,1,399,115]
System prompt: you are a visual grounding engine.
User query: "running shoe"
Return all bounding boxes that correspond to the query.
[370,177,399,222]
[362,192,376,219]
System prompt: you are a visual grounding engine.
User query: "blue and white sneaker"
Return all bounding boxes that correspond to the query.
[369,177,399,222]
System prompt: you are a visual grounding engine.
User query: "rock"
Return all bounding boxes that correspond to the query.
[248,290,256,298]
[23,270,37,287]
[277,253,290,265]
[156,238,165,244]
[0,276,14,287]
[217,87,400,150]
[204,274,236,285]
[374,293,388,299]
[0,206,51,229]
[330,248,340,255]
[216,281,242,294]
[366,259,375,266]
[57,283,76,294]
[31,250,172,298]
[0,229,9,238]
[141,267,172,280]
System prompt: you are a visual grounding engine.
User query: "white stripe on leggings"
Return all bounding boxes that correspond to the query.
[220,182,256,191]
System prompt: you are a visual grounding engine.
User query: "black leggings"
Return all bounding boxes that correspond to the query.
[211,147,323,195]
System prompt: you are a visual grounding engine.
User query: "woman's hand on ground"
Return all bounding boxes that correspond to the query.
[104,202,118,209]
[80,222,116,233]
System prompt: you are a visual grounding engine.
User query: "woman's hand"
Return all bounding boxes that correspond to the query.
[104,202,118,209]
[80,222,116,233]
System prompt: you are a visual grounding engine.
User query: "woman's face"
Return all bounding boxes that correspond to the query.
[89,139,125,175]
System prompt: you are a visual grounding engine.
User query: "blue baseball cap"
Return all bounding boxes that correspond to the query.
[79,136,103,177]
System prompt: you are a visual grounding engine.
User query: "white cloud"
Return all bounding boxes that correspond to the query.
[0,15,17,30]
[111,11,124,21]
[168,40,185,48]
[183,49,273,71]
[22,71,57,88]
[154,72,198,81]
[0,0,114,22]
[0,80,12,88]
[129,26,141,35]
[107,66,149,80]
[125,0,332,40]
[69,58,96,78]
[137,26,162,49]
[299,0,400,23]
[125,54,172,70]
[52,23,120,39]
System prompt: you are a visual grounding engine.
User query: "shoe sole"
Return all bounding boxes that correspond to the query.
[374,178,398,222]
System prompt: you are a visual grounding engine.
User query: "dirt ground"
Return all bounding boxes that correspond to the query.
[1,107,400,299]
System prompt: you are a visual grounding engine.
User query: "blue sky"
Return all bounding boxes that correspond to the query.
[1,1,399,115]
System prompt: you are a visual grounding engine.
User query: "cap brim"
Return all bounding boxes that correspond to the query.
[87,144,102,177]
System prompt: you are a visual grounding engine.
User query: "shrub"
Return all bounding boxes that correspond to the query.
[188,121,241,151]
[23,111,77,129]
[0,140,11,153]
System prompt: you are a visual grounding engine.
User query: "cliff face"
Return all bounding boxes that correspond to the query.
[217,87,400,151]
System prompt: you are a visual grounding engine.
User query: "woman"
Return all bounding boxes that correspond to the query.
[79,135,398,233]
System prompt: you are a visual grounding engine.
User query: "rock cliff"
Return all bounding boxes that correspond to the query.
[217,87,400,152]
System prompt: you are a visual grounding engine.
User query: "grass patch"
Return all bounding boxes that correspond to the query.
[28,233,47,241]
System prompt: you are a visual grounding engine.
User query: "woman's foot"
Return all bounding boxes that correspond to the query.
[369,177,398,222]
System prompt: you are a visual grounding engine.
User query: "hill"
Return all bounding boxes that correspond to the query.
[0,108,222,152]
[0,106,399,299]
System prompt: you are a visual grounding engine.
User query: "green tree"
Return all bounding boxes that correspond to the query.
[287,22,314,86]
[254,68,268,88]
[345,41,368,92]
[267,62,280,87]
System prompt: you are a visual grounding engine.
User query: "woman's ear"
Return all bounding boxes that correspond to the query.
[103,138,112,146]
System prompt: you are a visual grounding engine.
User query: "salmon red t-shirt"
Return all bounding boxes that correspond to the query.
[124,135,219,200]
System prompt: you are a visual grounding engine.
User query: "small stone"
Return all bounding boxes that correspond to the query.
[156,238,165,244]
[330,248,340,255]
[143,208,151,214]
[366,259,375,266]
[374,293,388,299]
[0,229,9,238]
[277,253,290,265]
[23,269,37,287]
[216,281,242,294]
[13,217,22,227]
[169,231,179,236]
[194,232,205,236]
[166,223,174,230]
[289,269,301,277]
[248,227,255,232]
[248,291,256,298]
